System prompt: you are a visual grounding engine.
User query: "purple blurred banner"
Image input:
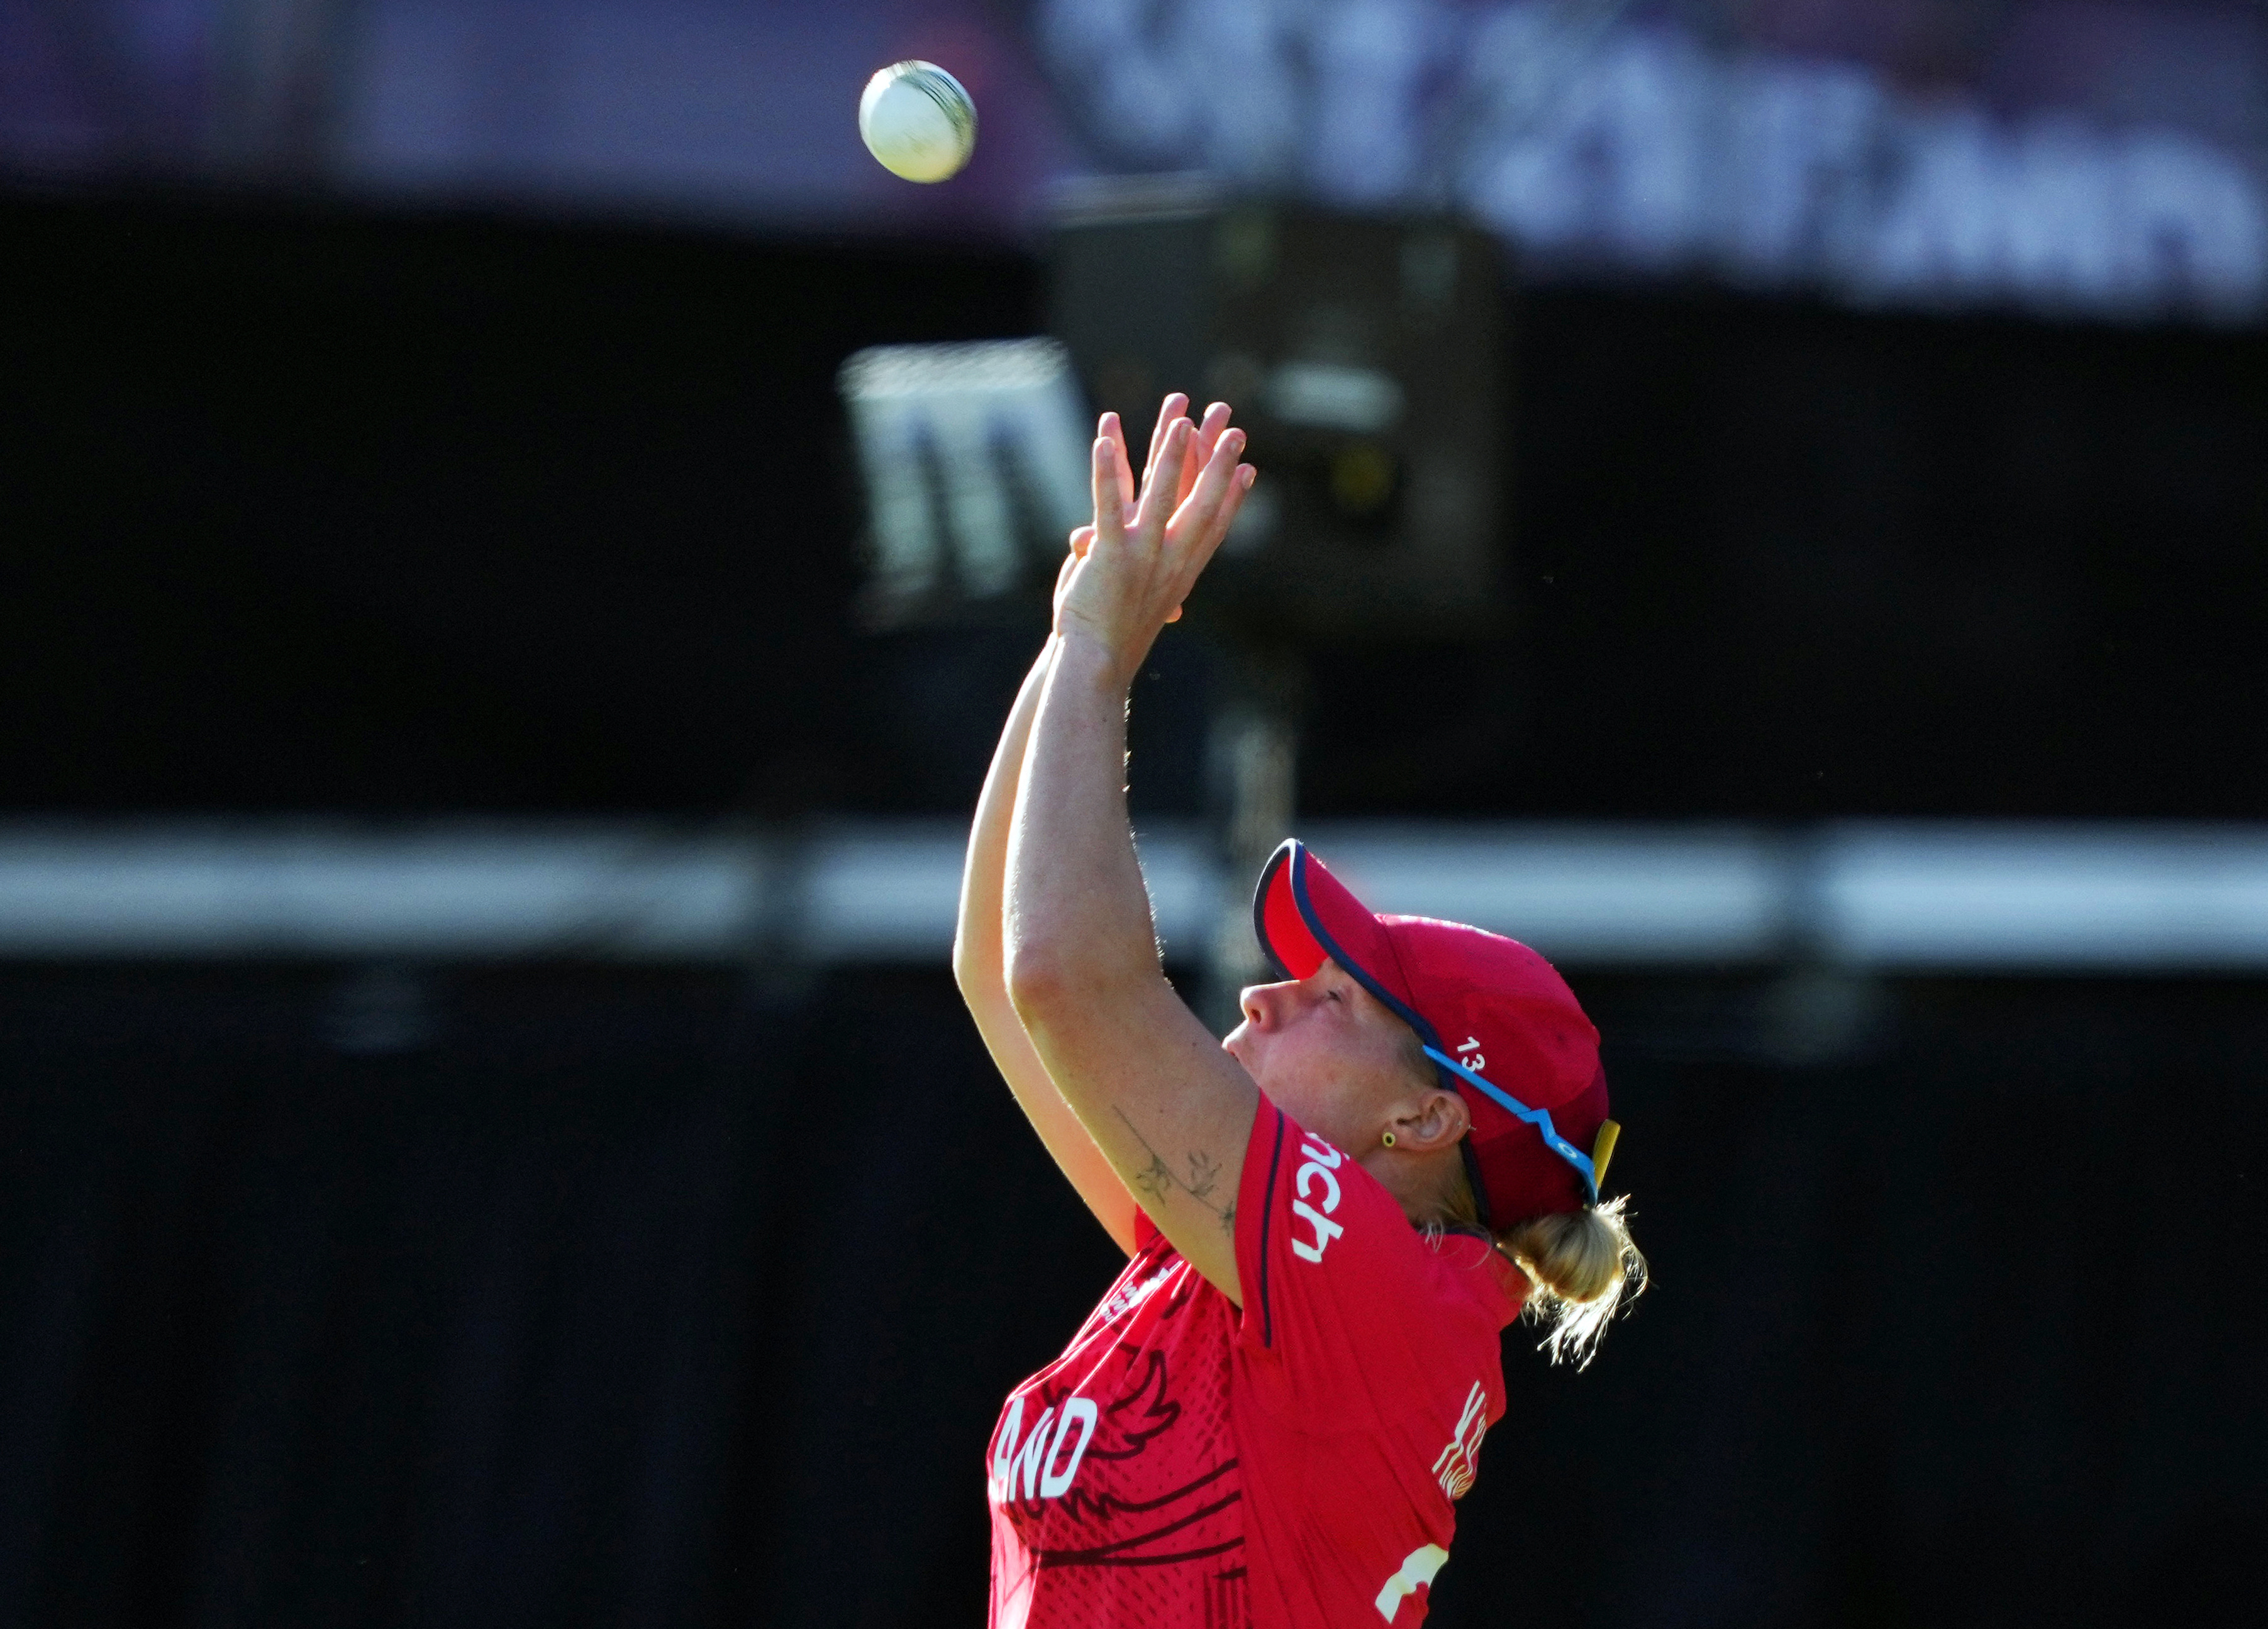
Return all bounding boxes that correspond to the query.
[0,0,1081,228]
[1036,0,2268,320]
[6,0,2266,319]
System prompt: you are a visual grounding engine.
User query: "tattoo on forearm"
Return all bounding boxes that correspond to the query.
[1115,1108,1238,1235]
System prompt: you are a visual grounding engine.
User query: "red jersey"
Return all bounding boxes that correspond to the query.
[987,1095,1526,1628]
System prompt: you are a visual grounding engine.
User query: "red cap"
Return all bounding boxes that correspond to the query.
[1253,839,1610,1227]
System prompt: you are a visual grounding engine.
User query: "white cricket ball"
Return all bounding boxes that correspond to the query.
[859,60,977,184]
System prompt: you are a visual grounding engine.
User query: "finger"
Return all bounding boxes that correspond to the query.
[1142,394,1190,492]
[1164,464,1254,614]
[1066,524,1095,559]
[1160,415,1194,520]
[1169,426,1247,540]
[1092,436,1128,547]
[1145,401,1191,526]
[1134,418,1192,542]
[1202,464,1257,558]
[1180,401,1235,506]
[1165,438,1248,588]
[1099,413,1135,513]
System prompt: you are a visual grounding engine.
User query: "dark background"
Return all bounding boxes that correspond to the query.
[1,188,2264,1628]
[6,190,2265,821]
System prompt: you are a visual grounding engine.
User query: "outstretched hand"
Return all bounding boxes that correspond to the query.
[1052,393,1255,687]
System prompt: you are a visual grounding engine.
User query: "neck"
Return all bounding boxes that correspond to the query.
[1359,1144,1469,1231]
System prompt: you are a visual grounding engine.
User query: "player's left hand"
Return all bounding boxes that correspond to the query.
[1054,394,1240,623]
[1053,396,1254,687]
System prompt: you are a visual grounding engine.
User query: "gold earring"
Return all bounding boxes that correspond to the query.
[1381,1131,1396,1149]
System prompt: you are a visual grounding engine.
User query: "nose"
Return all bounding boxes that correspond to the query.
[1238,980,1298,1030]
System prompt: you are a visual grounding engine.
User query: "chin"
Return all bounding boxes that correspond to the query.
[1256,1074,1321,1126]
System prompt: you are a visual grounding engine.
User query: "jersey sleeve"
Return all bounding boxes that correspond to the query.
[1233,1096,1506,1423]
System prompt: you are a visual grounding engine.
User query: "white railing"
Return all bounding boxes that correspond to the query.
[0,820,2264,970]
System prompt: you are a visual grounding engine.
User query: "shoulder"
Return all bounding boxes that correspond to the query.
[1254,1101,1519,1314]
[1235,1100,1520,1418]
[1416,1229,1530,1366]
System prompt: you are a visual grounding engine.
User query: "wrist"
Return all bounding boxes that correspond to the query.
[1053,626,1133,696]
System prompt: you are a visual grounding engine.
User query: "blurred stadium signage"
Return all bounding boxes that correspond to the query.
[1038,0,2268,321]
[837,203,1511,643]
[837,339,1094,627]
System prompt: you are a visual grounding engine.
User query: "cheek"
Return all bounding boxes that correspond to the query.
[1241,1028,1312,1098]
[1255,1034,1364,1126]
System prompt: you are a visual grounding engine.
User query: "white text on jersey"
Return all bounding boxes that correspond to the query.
[991,1395,1099,1502]
[1374,1543,1450,1621]
[1431,1381,1489,1500]
[1291,1135,1346,1264]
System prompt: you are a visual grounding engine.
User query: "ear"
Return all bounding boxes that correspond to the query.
[1388,1087,1470,1156]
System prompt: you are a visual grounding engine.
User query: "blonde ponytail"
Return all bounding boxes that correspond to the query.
[1500,1196,1647,1368]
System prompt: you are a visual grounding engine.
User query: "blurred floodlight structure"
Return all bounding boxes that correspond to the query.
[838,338,1092,623]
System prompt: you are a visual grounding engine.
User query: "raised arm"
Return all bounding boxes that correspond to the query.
[1005,403,1259,1302]
[954,398,1241,1255]
[954,629,1138,1254]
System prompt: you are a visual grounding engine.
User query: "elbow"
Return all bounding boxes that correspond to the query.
[1008,921,1157,1025]
[953,932,1015,1013]
[1003,935,1080,1026]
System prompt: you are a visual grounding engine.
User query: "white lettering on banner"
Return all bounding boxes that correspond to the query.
[991,1396,1099,1502]
[1374,1543,1450,1622]
[2116,133,2268,315]
[1291,1136,1348,1263]
[1720,57,1882,280]
[1310,0,1432,204]
[1036,0,2268,321]
[1431,1382,1489,1500]
[837,342,1095,616]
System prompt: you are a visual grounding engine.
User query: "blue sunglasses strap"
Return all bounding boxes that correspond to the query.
[1423,1046,1599,1204]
